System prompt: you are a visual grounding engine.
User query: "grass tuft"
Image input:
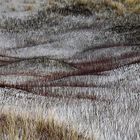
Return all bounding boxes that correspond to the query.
[0,112,90,140]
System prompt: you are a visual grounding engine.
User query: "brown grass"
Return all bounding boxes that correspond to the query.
[24,5,33,11]
[48,0,140,15]
[0,112,90,140]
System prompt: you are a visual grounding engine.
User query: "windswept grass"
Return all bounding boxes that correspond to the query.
[0,112,90,140]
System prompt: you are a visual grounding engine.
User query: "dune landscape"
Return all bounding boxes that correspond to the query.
[0,0,140,140]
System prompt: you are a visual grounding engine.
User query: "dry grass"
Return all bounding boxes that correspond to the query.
[48,0,140,15]
[24,5,33,11]
[0,112,89,140]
